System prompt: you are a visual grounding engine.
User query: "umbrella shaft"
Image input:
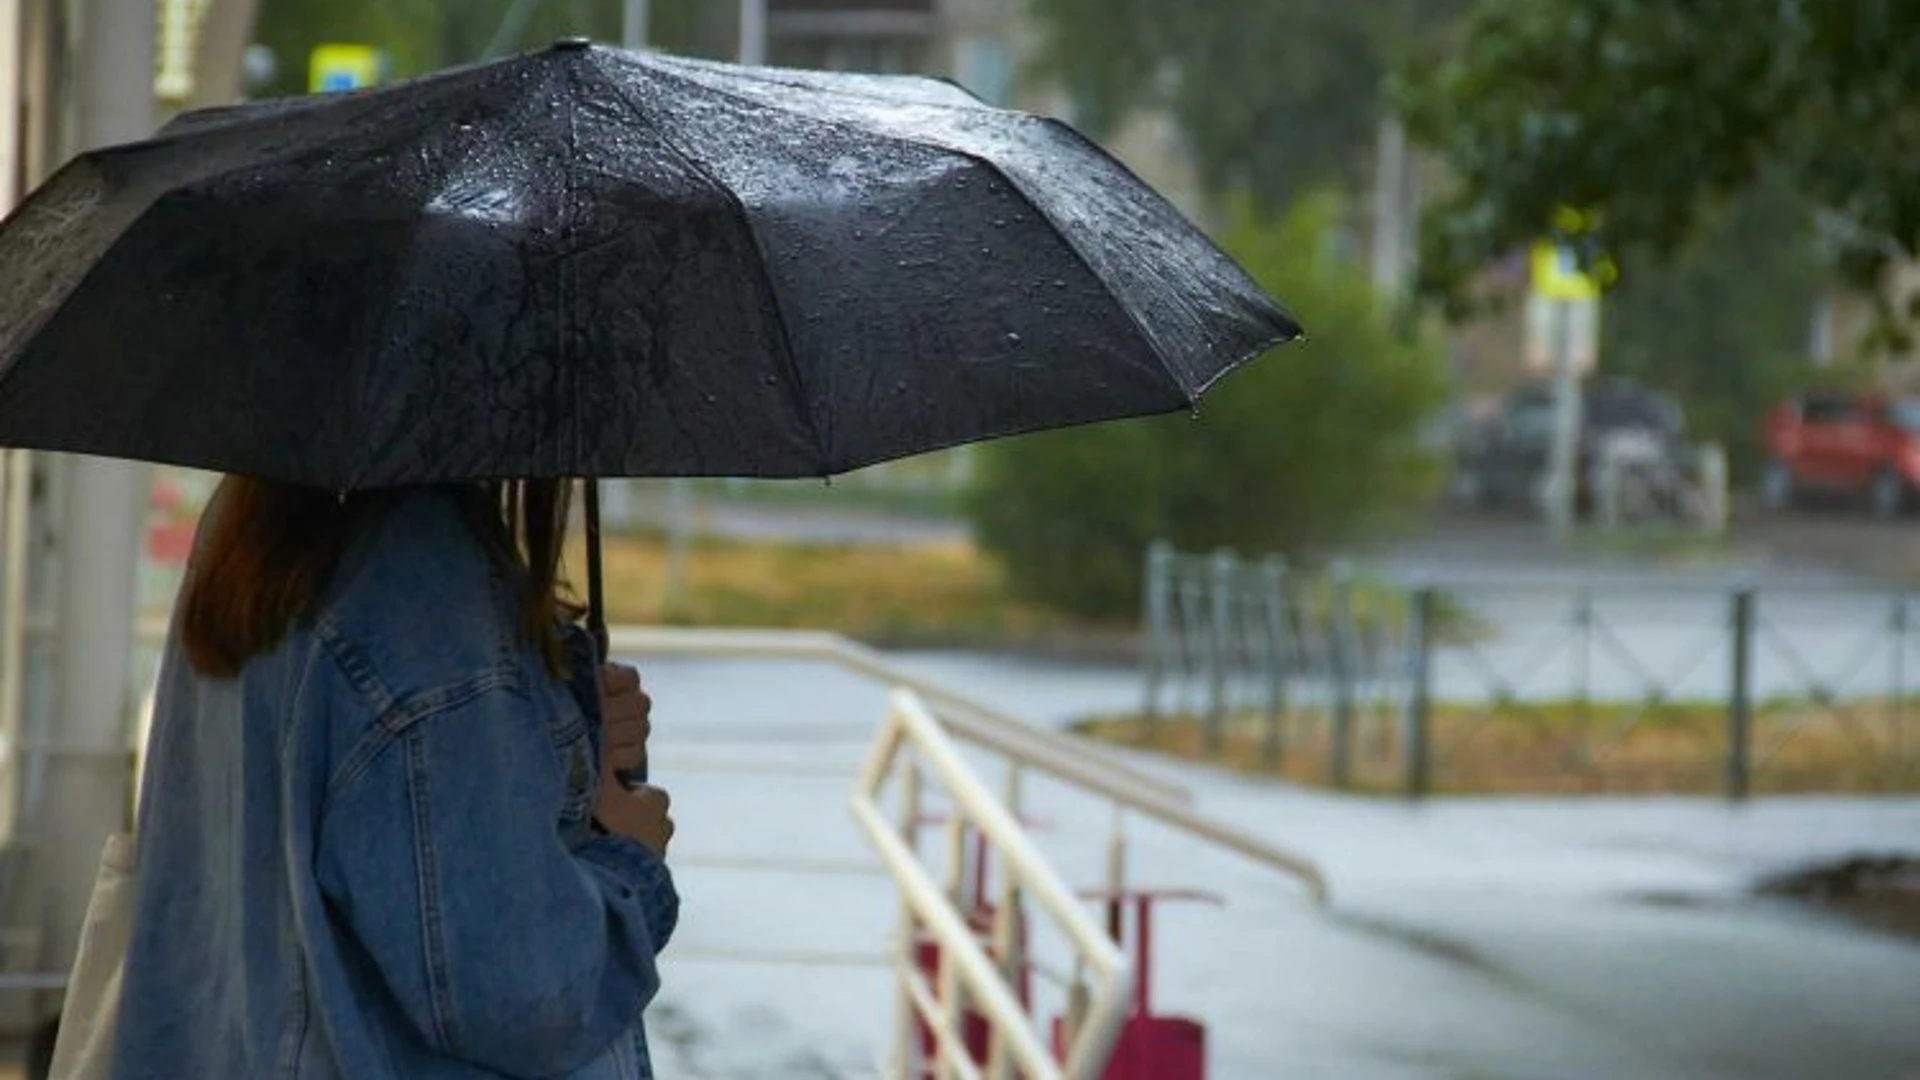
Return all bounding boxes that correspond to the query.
[583,480,609,657]
[582,480,646,787]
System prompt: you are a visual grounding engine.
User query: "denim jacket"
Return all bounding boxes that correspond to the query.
[112,487,677,1079]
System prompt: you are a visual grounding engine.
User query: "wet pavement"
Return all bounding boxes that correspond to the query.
[630,650,1920,1079]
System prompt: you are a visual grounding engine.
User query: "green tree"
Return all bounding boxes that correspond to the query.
[1026,0,1469,211]
[1602,179,1827,482]
[1399,0,1920,338]
[970,194,1448,617]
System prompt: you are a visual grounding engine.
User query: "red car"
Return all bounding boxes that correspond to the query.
[1760,391,1920,518]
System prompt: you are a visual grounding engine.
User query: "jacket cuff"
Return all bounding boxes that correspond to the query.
[579,834,679,951]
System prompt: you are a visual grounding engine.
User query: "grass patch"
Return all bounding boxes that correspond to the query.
[561,529,1481,651]
[687,476,966,519]
[568,529,1098,644]
[1077,698,1920,796]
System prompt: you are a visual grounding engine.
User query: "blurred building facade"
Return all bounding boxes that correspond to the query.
[1815,269,1920,378]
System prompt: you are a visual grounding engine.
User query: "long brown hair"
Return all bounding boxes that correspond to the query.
[179,477,576,677]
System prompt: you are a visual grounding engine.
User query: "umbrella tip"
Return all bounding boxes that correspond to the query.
[553,37,593,53]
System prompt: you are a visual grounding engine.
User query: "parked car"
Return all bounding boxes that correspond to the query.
[1450,379,1694,517]
[1760,390,1920,518]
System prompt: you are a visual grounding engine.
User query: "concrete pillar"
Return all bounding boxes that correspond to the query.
[0,0,21,210]
[37,0,155,989]
[183,0,258,110]
[738,0,766,65]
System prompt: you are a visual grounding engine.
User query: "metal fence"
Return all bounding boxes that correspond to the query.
[1141,543,1920,798]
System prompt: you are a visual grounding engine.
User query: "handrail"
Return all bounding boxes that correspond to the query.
[852,691,1131,1080]
[610,625,1328,901]
[607,626,1189,804]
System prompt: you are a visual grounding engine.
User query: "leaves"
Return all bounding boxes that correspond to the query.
[1400,0,1920,321]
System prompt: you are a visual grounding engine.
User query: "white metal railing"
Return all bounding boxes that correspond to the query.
[611,626,1328,1080]
[855,691,1128,1080]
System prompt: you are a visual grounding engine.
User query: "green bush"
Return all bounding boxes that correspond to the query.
[970,193,1449,618]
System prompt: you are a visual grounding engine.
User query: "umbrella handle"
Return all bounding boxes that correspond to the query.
[584,481,649,787]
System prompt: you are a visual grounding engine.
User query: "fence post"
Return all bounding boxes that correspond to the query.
[1727,587,1755,800]
[1141,541,1174,738]
[1403,584,1435,798]
[1891,594,1908,777]
[1574,587,1594,733]
[1697,443,1728,535]
[1258,557,1288,771]
[1204,549,1237,758]
[1329,561,1355,789]
[1594,443,1620,532]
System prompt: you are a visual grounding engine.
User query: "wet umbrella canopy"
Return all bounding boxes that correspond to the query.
[0,39,1299,641]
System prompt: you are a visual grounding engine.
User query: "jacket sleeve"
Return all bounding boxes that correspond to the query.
[314,677,677,1079]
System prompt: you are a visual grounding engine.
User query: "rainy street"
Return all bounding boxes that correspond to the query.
[6,1,1920,1078]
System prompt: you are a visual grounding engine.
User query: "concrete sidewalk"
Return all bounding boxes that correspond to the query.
[635,651,1920,1079]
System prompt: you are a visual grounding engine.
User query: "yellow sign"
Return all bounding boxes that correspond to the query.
[309,44,384,94]
[1530,242,1616,302]
[1531,205,1617,300]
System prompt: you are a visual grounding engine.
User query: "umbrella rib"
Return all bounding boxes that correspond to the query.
[593,66,834,473]
[629,63,1199,403]
[563,63,583,474]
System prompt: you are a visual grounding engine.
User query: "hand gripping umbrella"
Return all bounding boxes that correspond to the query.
[0,39,1299,683]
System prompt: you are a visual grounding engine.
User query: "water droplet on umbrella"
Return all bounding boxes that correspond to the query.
[991,218,1006,228]
[980,247,992,256]
[1051,279,1068,289]
[1006,332,1023,346]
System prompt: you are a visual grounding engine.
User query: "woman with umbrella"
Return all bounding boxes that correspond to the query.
[110,478,678,1078]
[0,40,1295,1080]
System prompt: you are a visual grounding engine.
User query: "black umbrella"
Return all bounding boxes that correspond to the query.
[0,39,1299,655]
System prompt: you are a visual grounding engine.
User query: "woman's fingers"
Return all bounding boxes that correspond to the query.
[599,663,651,773]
